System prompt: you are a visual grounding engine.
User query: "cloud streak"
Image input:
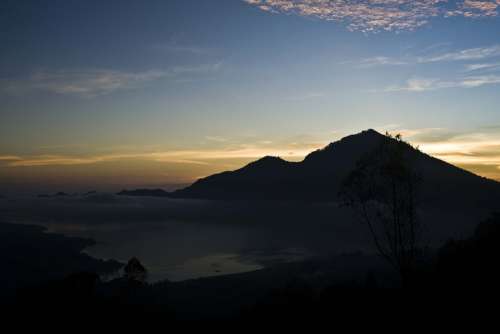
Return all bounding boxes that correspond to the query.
[464,62,500,71]
[418,45,500,63]
[349,56,409,68]
[244,0,500,33]
[4,128,500,181]
[0,155,21,161]
[382,74,500,92]
[352,44,500,92]
[350,44,500,69]
[380,126,500,180]
[1,63,222,98]
[1,143,319,168]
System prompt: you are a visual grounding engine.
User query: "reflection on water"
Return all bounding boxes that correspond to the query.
[51,220,263,282]
[79,221,315,282]
[161,253,264,282]
[0,194,373,282]
[0,193,491,283]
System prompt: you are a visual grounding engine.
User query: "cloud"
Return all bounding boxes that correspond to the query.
[349,56,409,68]
[1,63,222,98]
[382,74,500,92]
[380,126,500,180]
[244,0,499,33]
[464,62,500,71]
[418,45,500,63]
[349,44,500,69]
[348,43,500,91]
[420,138,500,165]
[382,78,445,92]
[446,0,500,18]
[378,127,449,141]
[459,74,500,86]
[2,144,318,168]
[5,128,500,181]
[0,155,21,161]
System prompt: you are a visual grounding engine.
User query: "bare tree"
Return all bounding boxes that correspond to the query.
[340,133,422,287]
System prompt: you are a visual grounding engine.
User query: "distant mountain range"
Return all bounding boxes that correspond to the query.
[118,129,500,206]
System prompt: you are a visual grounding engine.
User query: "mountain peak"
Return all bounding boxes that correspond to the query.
[362,128,382,136]
[167,128,500,202]
[342,128,384,141]
[258,155,284,162]
[243,156,288,169]
[304,129,385,163]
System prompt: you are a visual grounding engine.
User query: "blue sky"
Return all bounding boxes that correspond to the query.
[2,0,500,192]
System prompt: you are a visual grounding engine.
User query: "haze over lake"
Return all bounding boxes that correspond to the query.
[0,191,485,282]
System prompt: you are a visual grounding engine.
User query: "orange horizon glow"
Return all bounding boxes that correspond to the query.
[2,128,500,192]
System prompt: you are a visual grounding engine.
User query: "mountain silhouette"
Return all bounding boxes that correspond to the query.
[123,129,500,205]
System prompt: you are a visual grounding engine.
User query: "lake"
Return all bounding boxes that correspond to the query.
[1,194,365,282]
[0,193,478,282]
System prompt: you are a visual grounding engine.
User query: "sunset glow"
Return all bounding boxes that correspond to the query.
[2,0,500,193]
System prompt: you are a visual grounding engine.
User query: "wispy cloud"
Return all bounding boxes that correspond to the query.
[349,56,409,68]
[464,62,500,71]
[382,78,444,92]
[418,45,500,63]
[0,155,21,161]
[382,75,500,92]
[349,44,500,68]
[1,63,222,98]
[352,43,500,92]
[1,140,323,168]
[4,128,500,181]
[380,126,500,180]
[244,0,499,33]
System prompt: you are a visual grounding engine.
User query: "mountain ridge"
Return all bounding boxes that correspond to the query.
[119,129,500,205]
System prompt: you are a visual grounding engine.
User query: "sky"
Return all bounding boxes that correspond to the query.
[1,0,500,193]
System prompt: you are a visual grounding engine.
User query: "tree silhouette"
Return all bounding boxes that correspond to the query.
[124,257,148,283]
[340,133,422,287]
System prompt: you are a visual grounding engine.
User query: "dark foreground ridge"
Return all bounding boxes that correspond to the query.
[0,222,123,298]
[7,213,500,322]
[119,129,500,205]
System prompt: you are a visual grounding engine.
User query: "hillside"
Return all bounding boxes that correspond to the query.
[169,129,500,206]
